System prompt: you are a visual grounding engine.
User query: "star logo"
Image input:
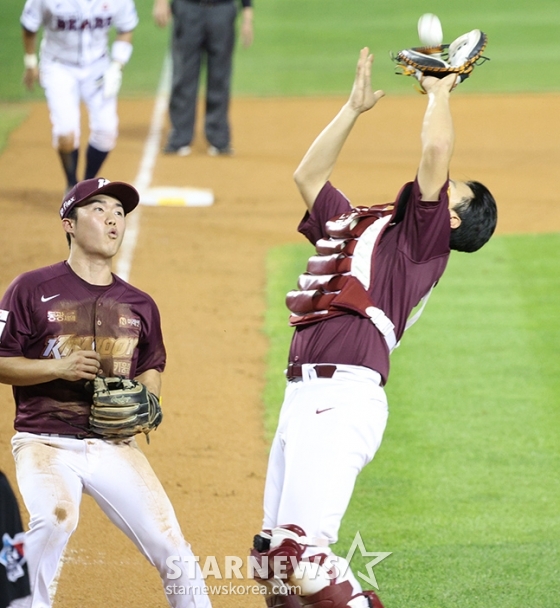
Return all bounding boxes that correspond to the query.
[341,531,391,590]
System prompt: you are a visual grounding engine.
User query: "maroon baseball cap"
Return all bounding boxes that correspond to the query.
[60,177,140,219]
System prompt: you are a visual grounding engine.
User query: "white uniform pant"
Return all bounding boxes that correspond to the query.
[12,433,211,608]
[39,57,118,152]
[262,365,388,592]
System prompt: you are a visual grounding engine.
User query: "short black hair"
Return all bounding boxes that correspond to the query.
[65,206,78,248]
[450,181,497,253]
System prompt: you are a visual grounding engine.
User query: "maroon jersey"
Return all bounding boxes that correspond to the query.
[289,179,451,384]
[0,261,166,436]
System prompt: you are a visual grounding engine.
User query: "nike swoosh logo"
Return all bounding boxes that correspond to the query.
[316,407,334,415]
[41,294,60,302]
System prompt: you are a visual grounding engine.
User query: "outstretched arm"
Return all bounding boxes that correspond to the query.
[416,74,457,201]
[293,48,385,211]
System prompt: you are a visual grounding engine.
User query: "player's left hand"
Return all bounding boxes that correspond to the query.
[101,61,123,98]
[23,67,39,91]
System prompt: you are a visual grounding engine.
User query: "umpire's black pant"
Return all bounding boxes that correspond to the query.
[168,0,237,150]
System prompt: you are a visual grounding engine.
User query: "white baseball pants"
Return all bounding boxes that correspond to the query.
[39,57,118,151]
[12,433,211,608]
[263,364,388,547]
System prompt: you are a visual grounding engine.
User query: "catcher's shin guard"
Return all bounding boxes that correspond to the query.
[266,594,302,608]
[299,580,354,608]
[300,583,385,608]
[251,525,337,594]
[251,527,303,595]
[361,590,385,608]
[252,526,385,608]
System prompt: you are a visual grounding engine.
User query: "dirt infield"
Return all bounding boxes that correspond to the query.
[0,92,558,607]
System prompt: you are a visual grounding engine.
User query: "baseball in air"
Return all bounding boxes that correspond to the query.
[417,13,443,47]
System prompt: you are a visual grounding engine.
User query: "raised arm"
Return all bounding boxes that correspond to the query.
[293,48,385,211]
[416,74,457,201]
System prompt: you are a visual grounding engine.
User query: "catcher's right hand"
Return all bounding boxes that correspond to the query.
[392,29,489,85]
[89,376,163,442]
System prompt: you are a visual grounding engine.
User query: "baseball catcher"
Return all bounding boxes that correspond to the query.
[89,376,163,442]
[392,29,489,86]
[250,45,497,608]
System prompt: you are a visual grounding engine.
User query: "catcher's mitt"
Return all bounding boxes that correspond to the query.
[89,376,163,442]
[392,29,489,85]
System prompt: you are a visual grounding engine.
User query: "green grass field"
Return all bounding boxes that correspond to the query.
[2,0,560,605]
[2,0,560,102]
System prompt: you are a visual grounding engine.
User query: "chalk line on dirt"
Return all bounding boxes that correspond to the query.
[115,54,171,282]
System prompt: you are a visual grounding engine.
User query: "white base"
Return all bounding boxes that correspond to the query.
[140,187,214,208]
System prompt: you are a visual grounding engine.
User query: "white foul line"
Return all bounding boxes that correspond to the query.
[115,53,171,282]
[48,55,171,604]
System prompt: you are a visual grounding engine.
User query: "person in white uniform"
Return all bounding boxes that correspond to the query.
[21,0,138,194]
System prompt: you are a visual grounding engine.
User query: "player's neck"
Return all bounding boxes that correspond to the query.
[66,252,114,286]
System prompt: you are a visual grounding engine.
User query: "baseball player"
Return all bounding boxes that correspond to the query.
[21,0,138,194]
[0,178,212,608]
[250,49,497,608]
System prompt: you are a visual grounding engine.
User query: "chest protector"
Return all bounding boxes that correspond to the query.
[286,203,400,351]
[286,182,438,353]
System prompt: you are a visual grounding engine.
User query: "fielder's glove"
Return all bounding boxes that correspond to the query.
[391,29,489,86]
[89,376,163,442]
[100,61,123,98]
